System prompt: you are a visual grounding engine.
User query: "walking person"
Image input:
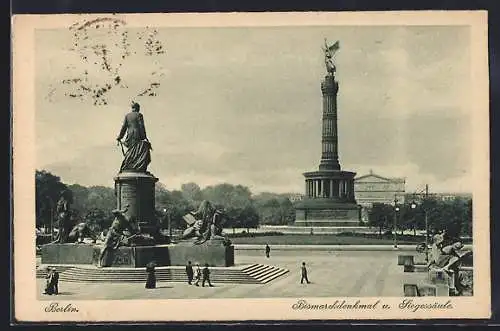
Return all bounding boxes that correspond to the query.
[186,261,194,285]
[202,263,214,287]
[265,244,271,258]
[43,267,54,295]
[52,268,60,295]
[194,263,202,286]
[145,261,157,289]
[300,262,310,284]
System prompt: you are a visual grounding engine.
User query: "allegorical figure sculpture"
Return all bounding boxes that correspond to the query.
[181,200,226,245]
[116,102,152,173]
[427,232,472,295]
[67,222,97,244]
[55,191,73,243]
[98,206,136,267]
[322,38,340,76]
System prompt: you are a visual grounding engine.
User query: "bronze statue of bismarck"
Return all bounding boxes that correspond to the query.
[116,102,152,173]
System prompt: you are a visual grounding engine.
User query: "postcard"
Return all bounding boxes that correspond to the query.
[12,11,490,322]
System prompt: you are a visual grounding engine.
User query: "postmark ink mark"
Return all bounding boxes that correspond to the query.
[50,18,168,106]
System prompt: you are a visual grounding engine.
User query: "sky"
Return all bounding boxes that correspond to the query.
[35,24,472,194]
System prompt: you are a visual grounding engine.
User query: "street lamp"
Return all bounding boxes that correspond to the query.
[423,187,429,262]
[410,184,430,262]
[393,196,399,248]
[163,207,172,237]
[47,196,55,241]
[410,202,417,236]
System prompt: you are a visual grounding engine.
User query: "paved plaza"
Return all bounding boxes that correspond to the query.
[37,249,425,300]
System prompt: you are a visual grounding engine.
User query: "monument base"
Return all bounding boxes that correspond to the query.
[41,243,96,265]
[294,198,361,227]
[168,240,234,267]
[41,241,234,268]
[114,171,159,238]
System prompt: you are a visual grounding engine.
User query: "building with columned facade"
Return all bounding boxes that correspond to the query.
[354,170,406,207]
[353,170,406,222]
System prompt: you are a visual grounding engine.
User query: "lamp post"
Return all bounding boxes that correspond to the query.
[47,196,55,241]
[424,184,429,262]
[163,207,172,237]
[411,184,430,262]
[393,195,399,248]
[410,200,417,235]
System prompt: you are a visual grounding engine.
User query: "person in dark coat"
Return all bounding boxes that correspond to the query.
[265,244,271,258]
[145,261,156,289]
[202,263,214,287]
[194,264,201,286]
[52,268,60,294]
[186,261,194,285]
[300,262,310,284]
[43,268,54,295]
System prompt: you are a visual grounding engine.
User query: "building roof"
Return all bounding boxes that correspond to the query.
[354,171,405,183]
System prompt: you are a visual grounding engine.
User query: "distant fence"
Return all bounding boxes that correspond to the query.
[224,226,378,235]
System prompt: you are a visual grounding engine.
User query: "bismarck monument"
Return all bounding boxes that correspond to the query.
[42,102,234,267]
[294,40,361,227]
[114,101,161,242]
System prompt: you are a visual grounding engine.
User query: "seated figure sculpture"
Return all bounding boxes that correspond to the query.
[427,233,471,295]
[181,200,226,245]
[67,222,97,244]
[98,206,137,267]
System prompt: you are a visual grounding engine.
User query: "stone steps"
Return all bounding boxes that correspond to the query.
[243,264,290,284]
[36,265,75,278]
[36,264,289,284]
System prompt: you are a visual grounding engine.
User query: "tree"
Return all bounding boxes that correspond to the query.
[418,196,471,241]
[398,204,420,236]
[84,208,114,233]
[155,185,193,230]
[253,193,296,225]
[368,203,393,236]
[463,199,472,236]
[201,183,260,230]
[35,170,72,229]
[65,184,115,233]
[241,205,260,230]
[85,186,115,212]
[257,198,281,224]
[279,198,296,225]
[180,182,202,203]
[67,184,89,218]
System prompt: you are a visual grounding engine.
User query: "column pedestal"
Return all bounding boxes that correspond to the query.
[114,171,160,237]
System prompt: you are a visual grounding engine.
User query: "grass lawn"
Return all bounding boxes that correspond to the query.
[229,234,421,245]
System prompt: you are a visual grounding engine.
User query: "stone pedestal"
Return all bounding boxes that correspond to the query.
[114,171,159,235]
[41,244,96,265]
[294,199,361,226]
[96,245,172,268]
[168,240,234,267]
[41,242,234,268]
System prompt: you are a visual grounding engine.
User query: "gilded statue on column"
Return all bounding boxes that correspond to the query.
[322,39,340,76]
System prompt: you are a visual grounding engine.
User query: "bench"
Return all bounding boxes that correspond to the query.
[404,283,450,297]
